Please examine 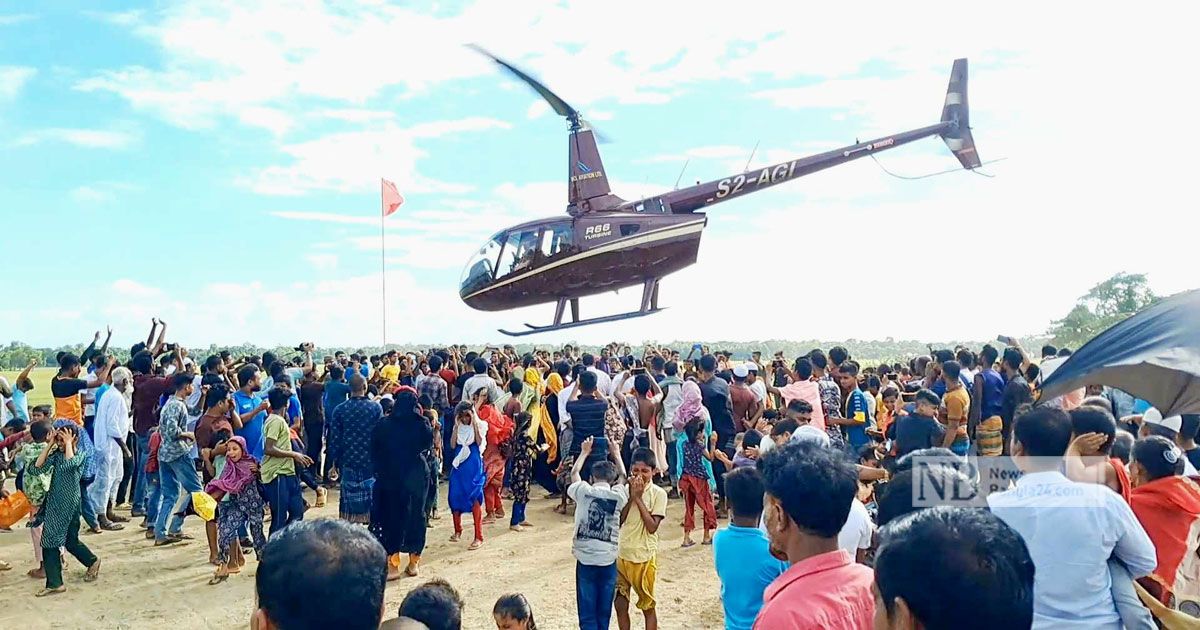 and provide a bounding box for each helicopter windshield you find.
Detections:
[460,233,503,296]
